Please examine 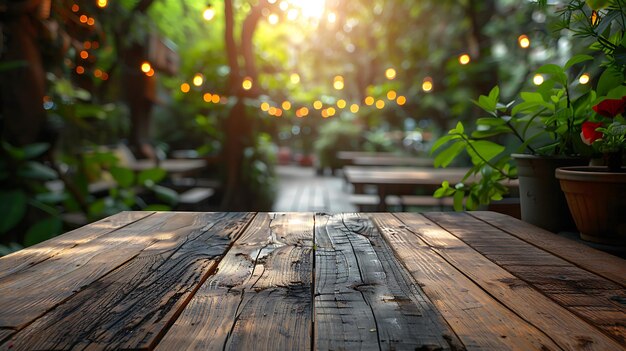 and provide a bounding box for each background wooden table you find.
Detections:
[0,211,624,350]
